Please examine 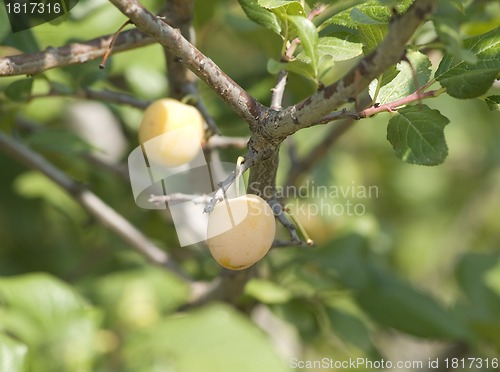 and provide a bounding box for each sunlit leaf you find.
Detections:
[93,268,190,328]
[357,23,387,53]
[0,274,99,372]
[0,334,28,372]
[317,36,363,62]
[245,278,293,304]
[369,50,431,104]
[289,16,319,77]
[0,273,89,322]
[319,0,413,29]
[123,304,289,372]
[350,7,387,24]
[258,0,305,39]
[237,0,281,35]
